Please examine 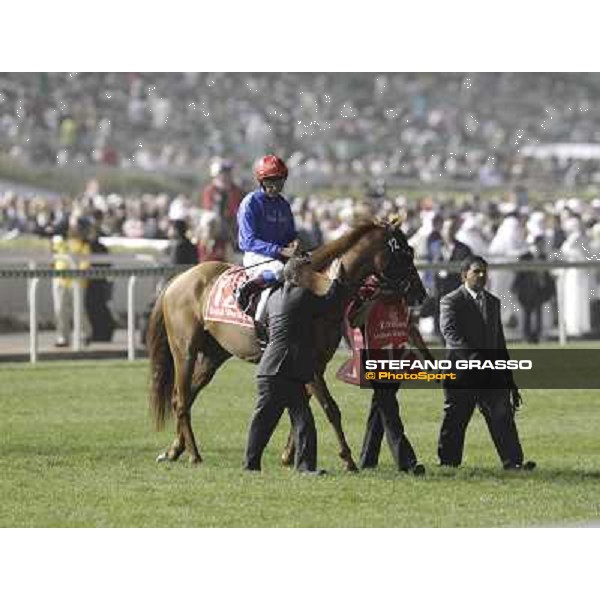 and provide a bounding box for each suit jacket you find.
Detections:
[257,279,344,382]
[169,238,198,265]
[439,284,514,388]
[430,240,472,297]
